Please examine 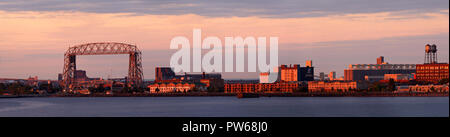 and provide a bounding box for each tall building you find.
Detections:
[329,71,336,80]
[306,60,313,67]
[300,66,314,81]
[344,57,416,81]
[280,64,301,82]
[279,61,314,82]
[377,56,385,64]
